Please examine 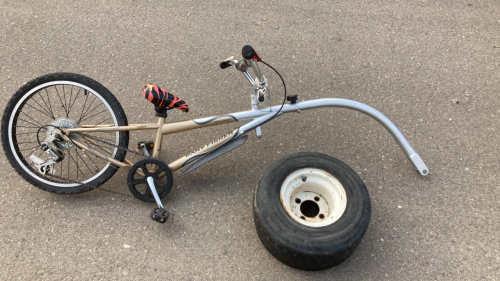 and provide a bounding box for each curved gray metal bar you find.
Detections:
[234,98,428,176]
